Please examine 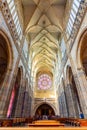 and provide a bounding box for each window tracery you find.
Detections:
[38,74,52,90]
